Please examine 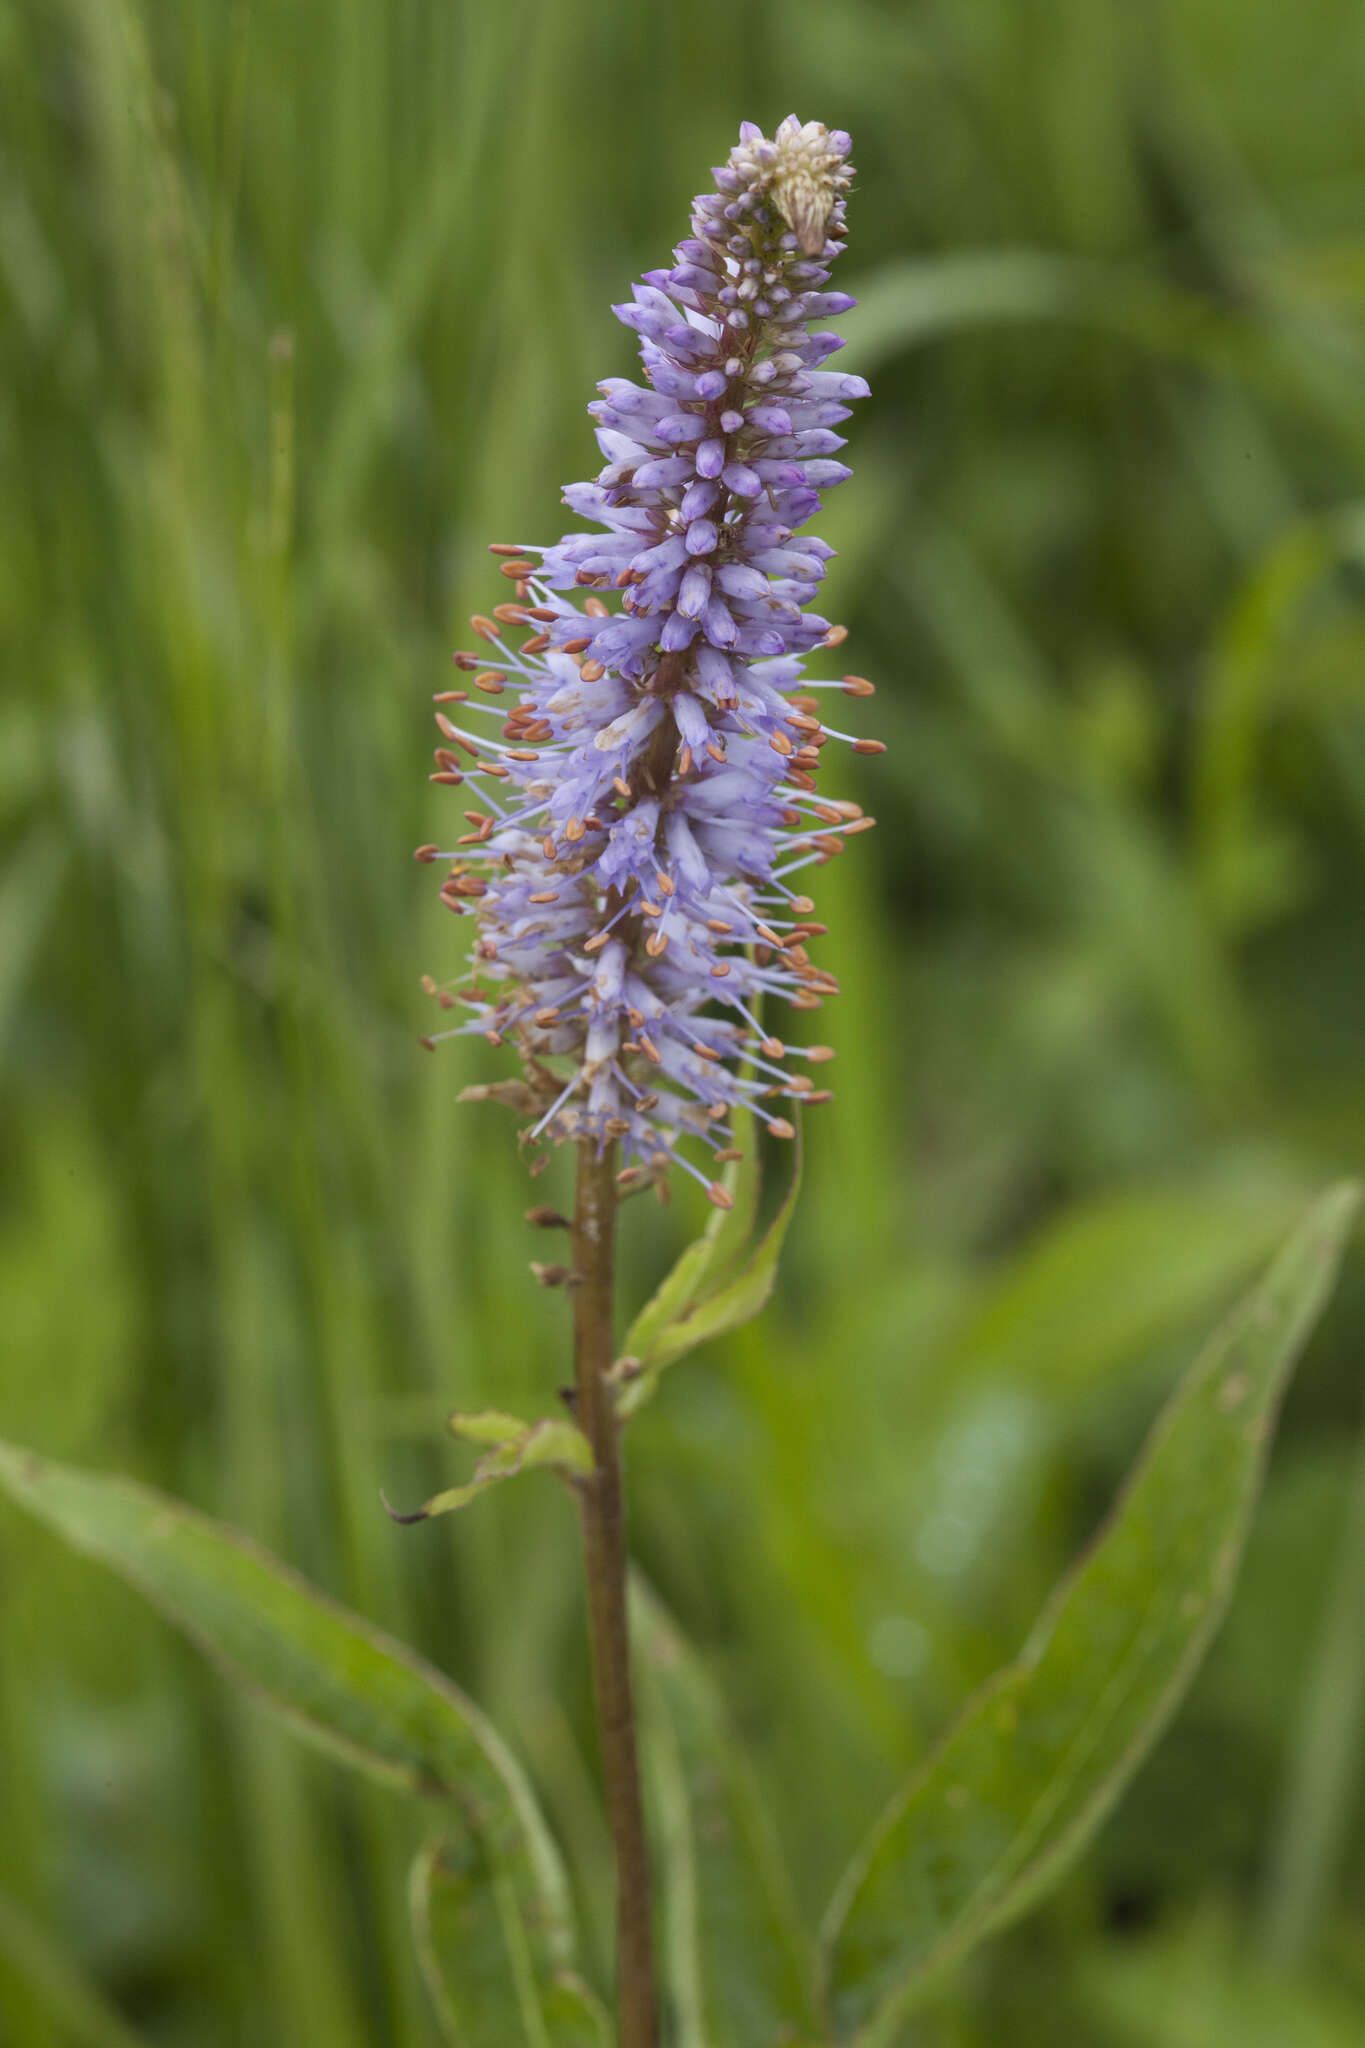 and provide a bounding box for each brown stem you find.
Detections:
[571,1139,657,2046]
